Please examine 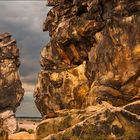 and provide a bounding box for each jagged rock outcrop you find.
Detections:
[35,0,104,117]
[86,0,140,106]
[0,33,24,134]
[34,0,140,139]
[35,0,140,116]
[36,101,140,140]
[35,62,89,117]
